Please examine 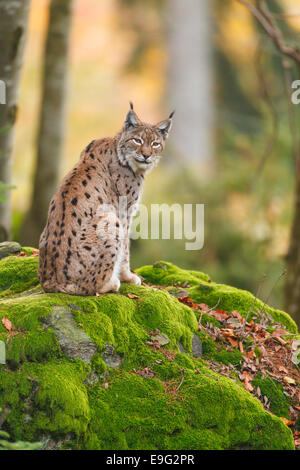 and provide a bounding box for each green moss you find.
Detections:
[196,331,243,367]
[138,261,297,333]
[0,256,39,298]
[91,354,107,375]
[0,255,296,449]
[252,375,290,419]
[5,329,61,368]
[137,261,210,286]
[81,369,293,450]
[0,359,90,440]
